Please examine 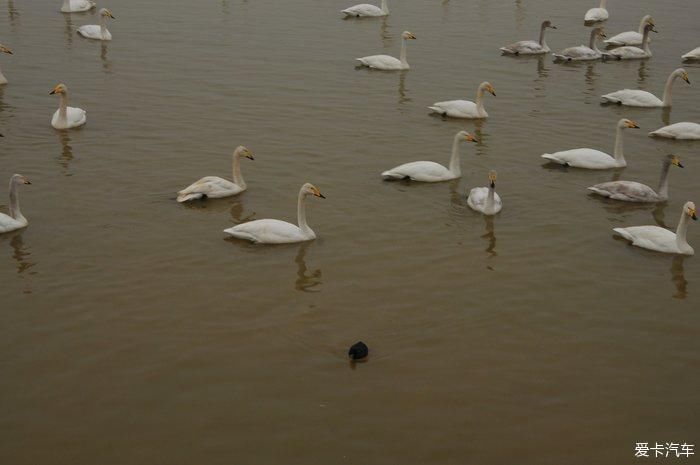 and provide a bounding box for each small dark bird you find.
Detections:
[348,341,369,361]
